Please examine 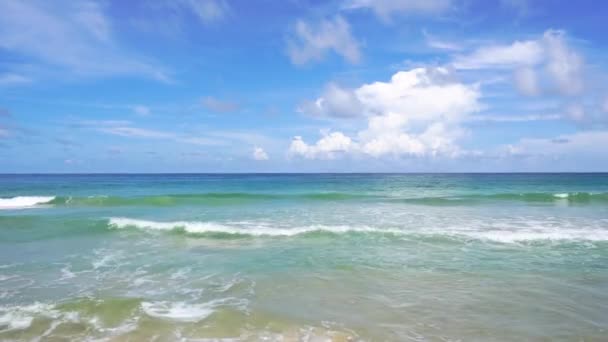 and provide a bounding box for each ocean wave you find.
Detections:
[10,191,603,209]
[108,217,398,237]
[141,297,246,323]
[0,196,56,210]
[0,299,138,337]
[395,192,608,205]
[107,217,608,243]
[46,192,376,207]
[484,192,608,202]
[0,303,59,332]
[140,301,215,322]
